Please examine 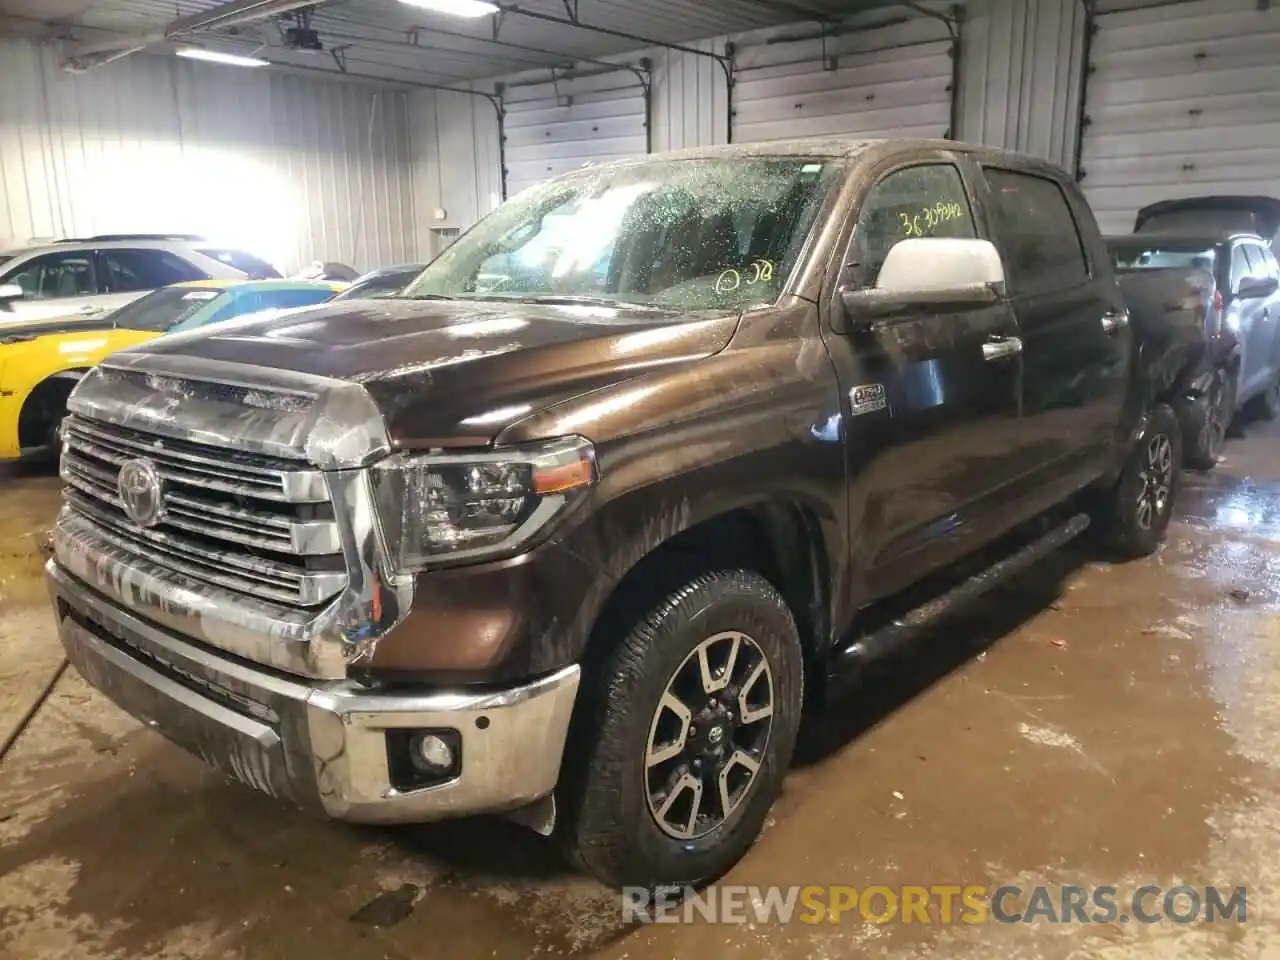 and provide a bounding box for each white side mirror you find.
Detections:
[0,283,23,302]
[876,237,1005,295]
